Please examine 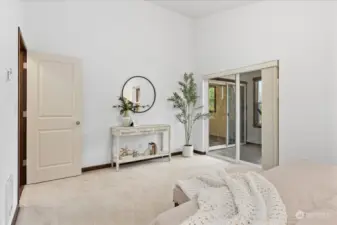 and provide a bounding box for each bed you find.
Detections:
[150,161,337,225]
